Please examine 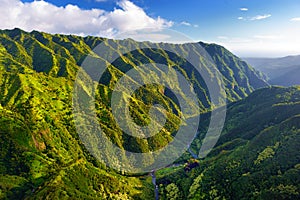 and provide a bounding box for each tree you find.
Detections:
[165,183,182,200]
